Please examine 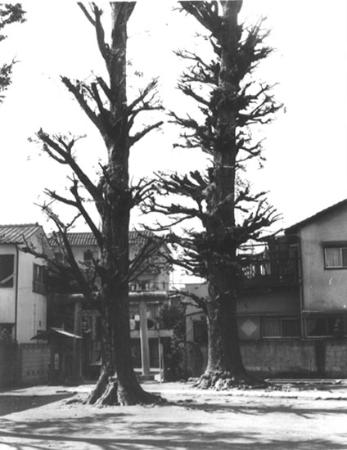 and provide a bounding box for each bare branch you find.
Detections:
[37,130,103,206]
[129,121,163,146]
